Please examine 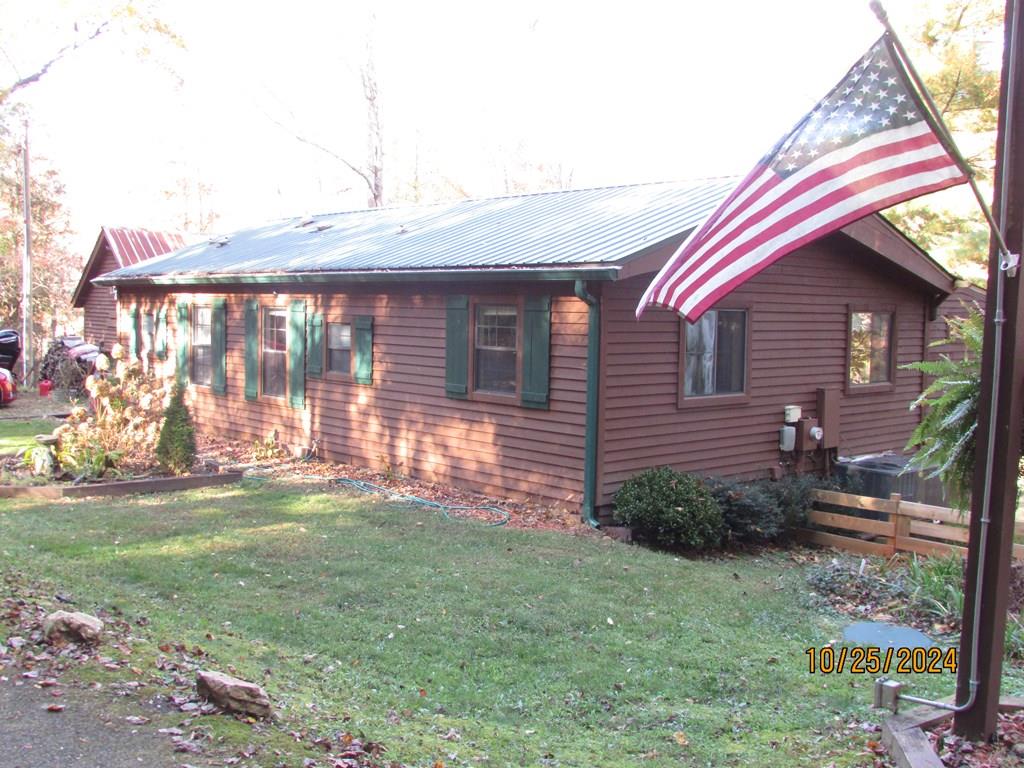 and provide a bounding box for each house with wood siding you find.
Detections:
[92,180,960,522]
[72,227,186,349]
